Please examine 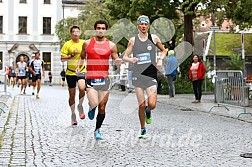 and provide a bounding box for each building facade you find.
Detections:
[0,0,86,84]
